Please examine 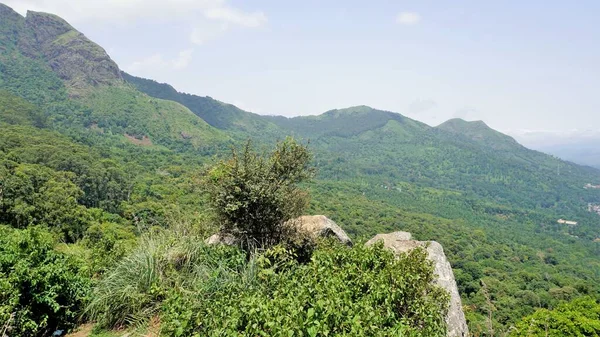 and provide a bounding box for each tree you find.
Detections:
[206,137,314,249]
